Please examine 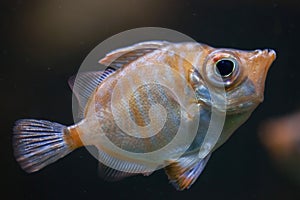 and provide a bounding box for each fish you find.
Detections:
[259,112,300,186]
[13,41,276,190]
